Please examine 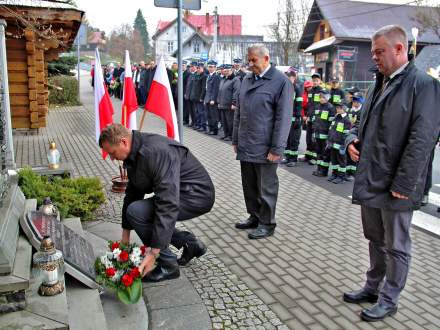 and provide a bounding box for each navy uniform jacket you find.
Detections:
[122,131,215,249]
[232,65,293,163]
[204,73,221,104]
